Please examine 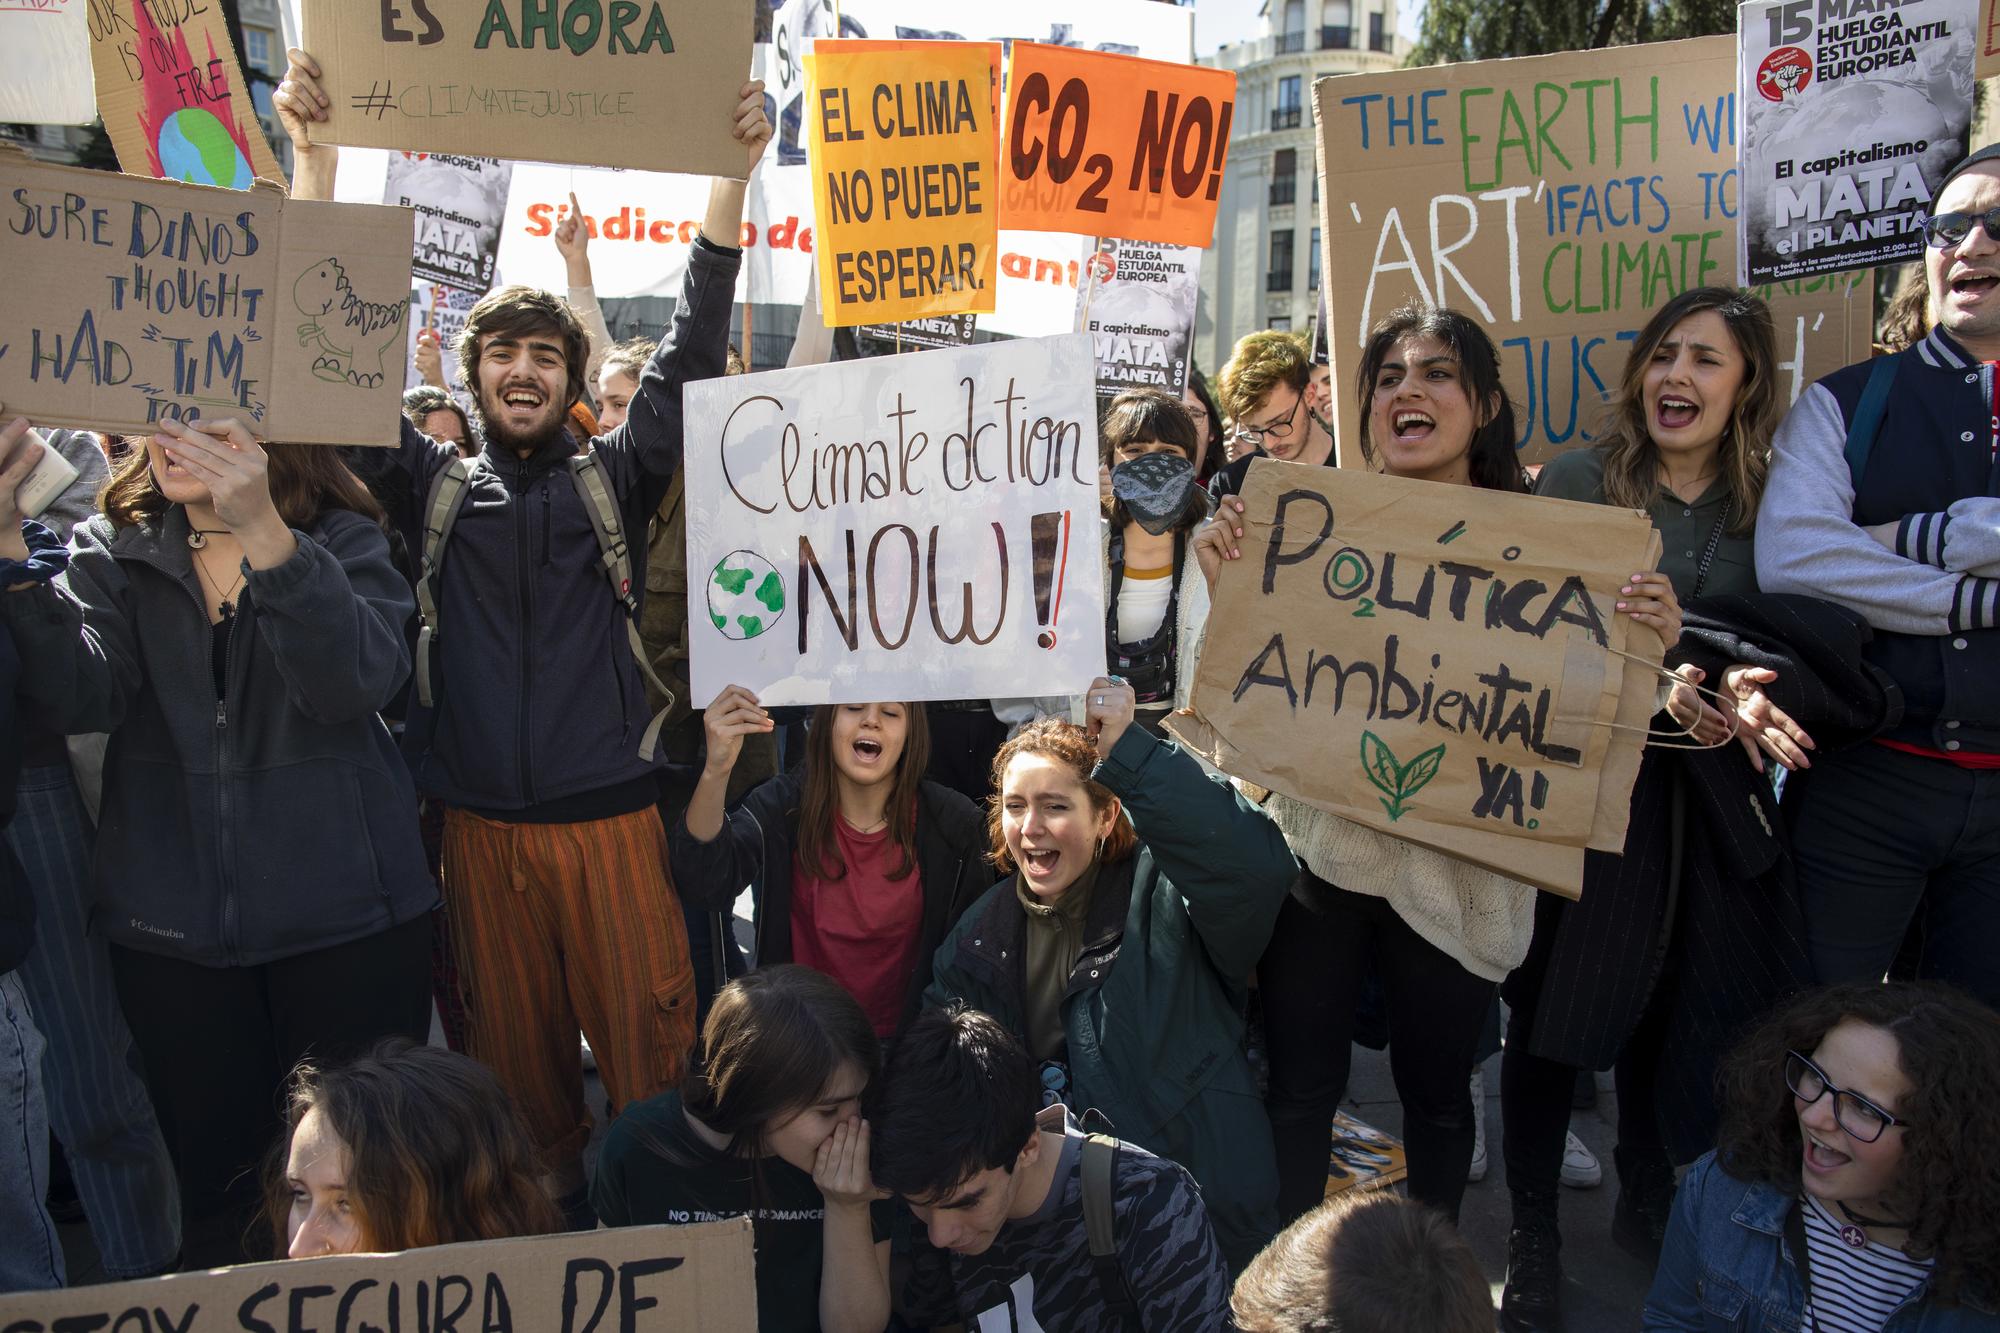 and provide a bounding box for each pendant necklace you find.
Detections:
[187,528,229,550]
[192,545,247,620]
